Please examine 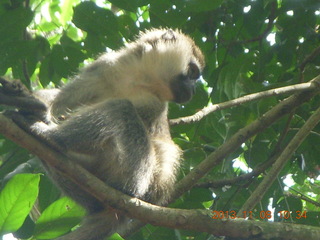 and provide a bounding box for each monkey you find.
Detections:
[6,28,205,240]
